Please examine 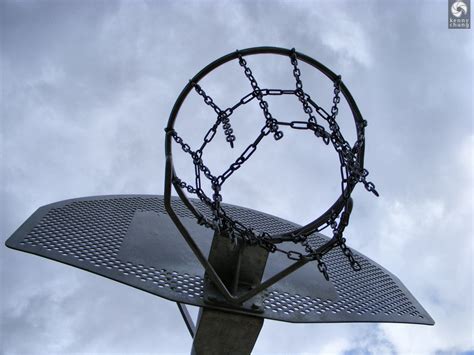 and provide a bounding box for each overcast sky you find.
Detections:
[1,0,473,354]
